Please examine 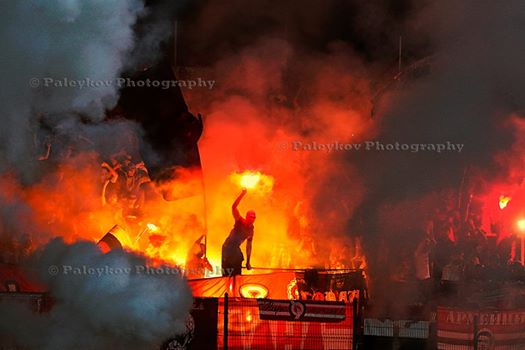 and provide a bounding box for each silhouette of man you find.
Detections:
[222,189,255,276]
